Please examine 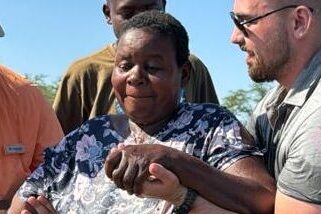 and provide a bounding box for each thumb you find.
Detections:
[148,163,177,185]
